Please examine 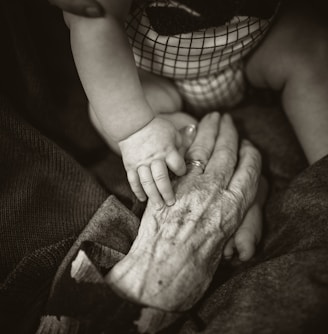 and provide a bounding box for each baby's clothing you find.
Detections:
[126,0,280,111]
